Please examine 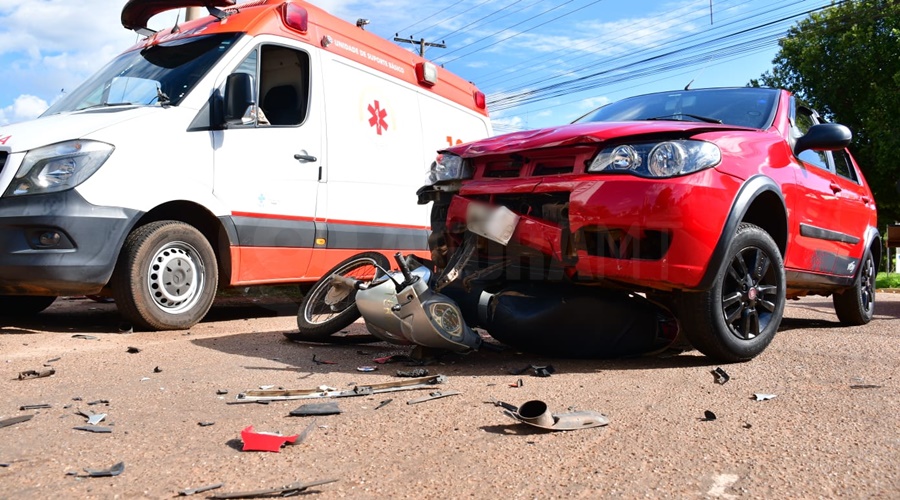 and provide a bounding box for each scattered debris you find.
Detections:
[209,479,337,499]
[711,367,730,385]
[375,399,393,410]
[238,374,448,402]
[198,422,215,427]
[240,426,298,452]
[258,385,275,390]
[19,404,51,410]
[216,389,229,395]
[289,402,341,416]
[17,369,55,380]
[46,357,61,363]
[503,400,609,431]
[509,364,556,377]
[373,354,416,364]
[140,377,151,382]
[753,393,777,401]
[117,323,134,334]
[488,398,519,412]
[71,335,98,340]
[83,461,125,477]
[178,483,224,496]
[702,410,717,421]
[407,390,461,405]
[77,411,107,425]
[312,354,337,365]
[126,347,141,354]
[0,414,34,429]
[356,366,377,372]
[296,419,317,445]
[509,378,524,388]
[153,366,162,373]
[74,425,113,434]
[850,384,882,389]
[743,423,753,429]
[396,368,428,378]
[87,400,110,406]
[0,463,10,467]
